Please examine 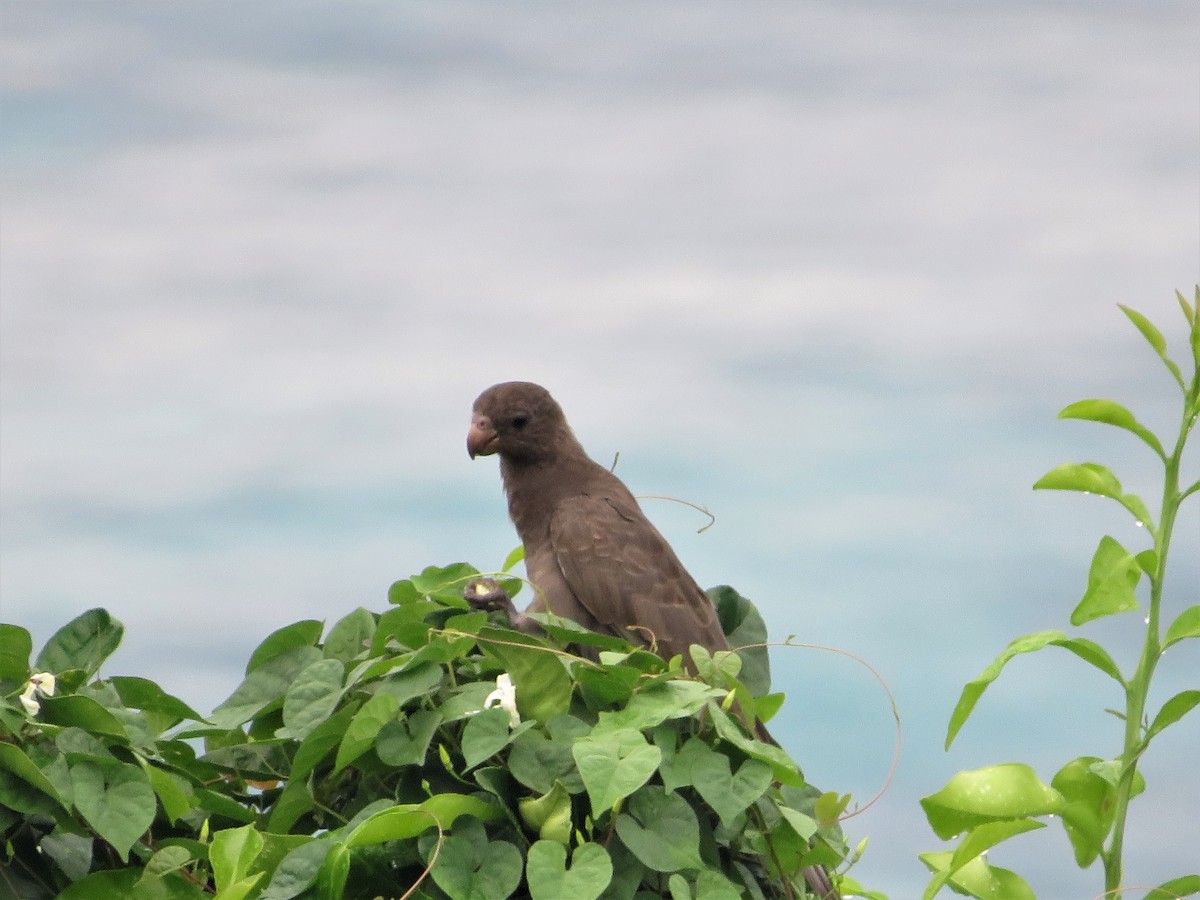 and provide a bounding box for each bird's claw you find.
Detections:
[463,577,511,611]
